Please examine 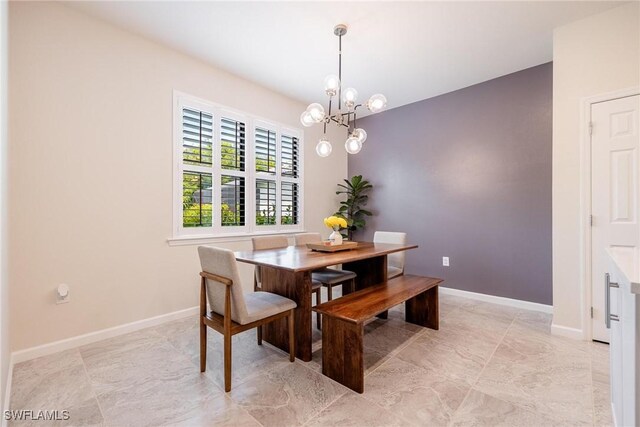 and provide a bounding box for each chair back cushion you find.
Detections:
[251,235,289,285]
[251,235,289,250]
[198,246,250,324]
[294,232,322,246]
[373,231,408,271]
